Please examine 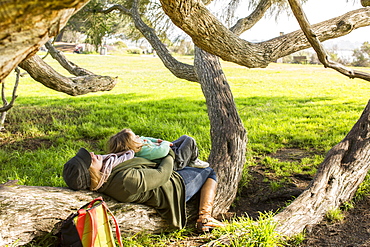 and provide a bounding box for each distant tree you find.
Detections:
[352,41,370,67]
[65,0,126,51]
